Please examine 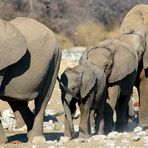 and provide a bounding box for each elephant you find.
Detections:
[79,32,145,134]
[0,17,61,143]
[59,62,107,139]
[119,4,148,129]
